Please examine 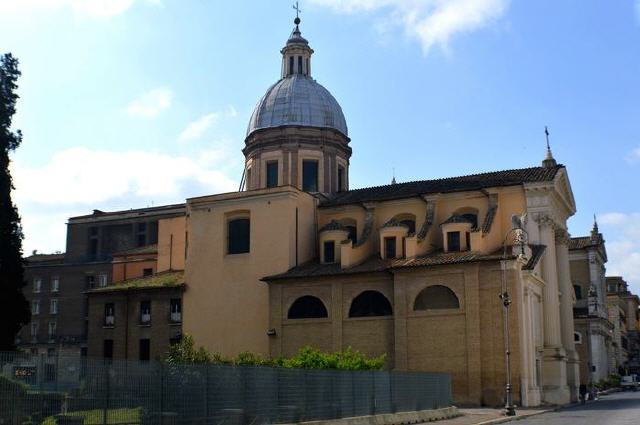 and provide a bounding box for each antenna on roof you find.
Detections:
[391,168,397,185]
